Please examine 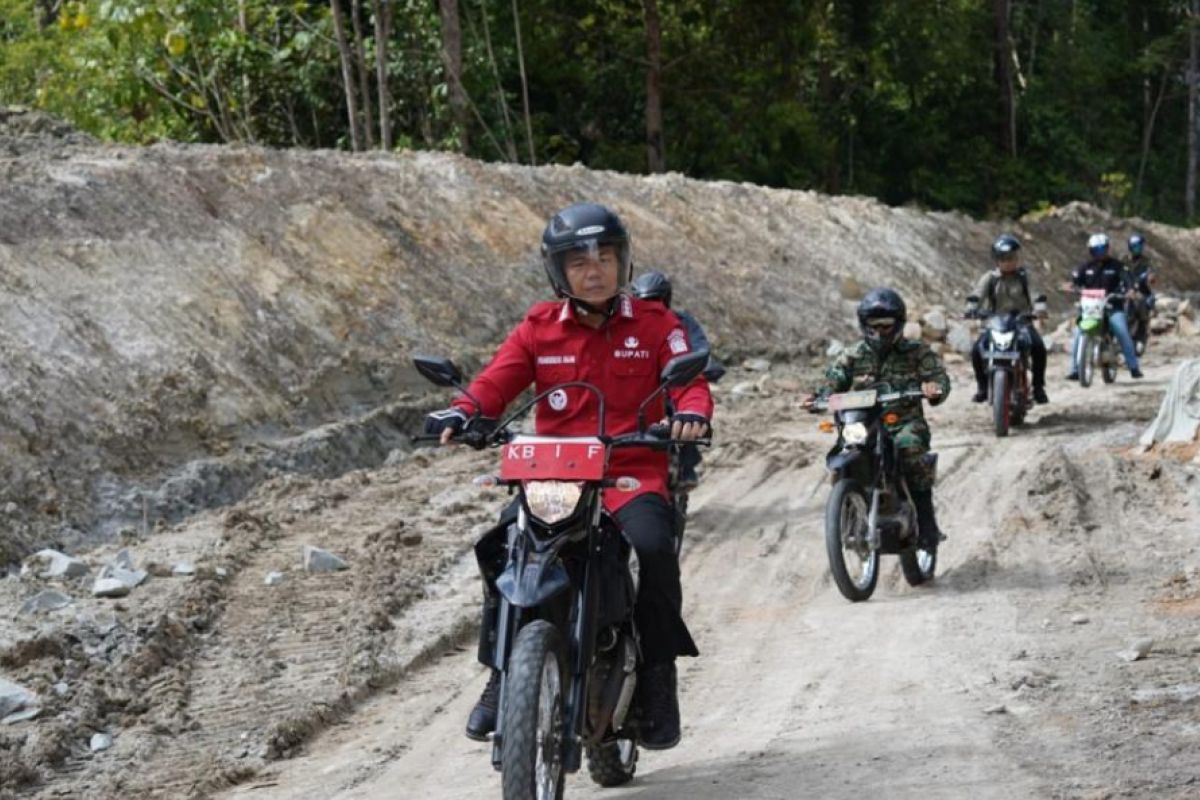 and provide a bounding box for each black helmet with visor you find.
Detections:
[540,203,632,307]
[857,287,908,354]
